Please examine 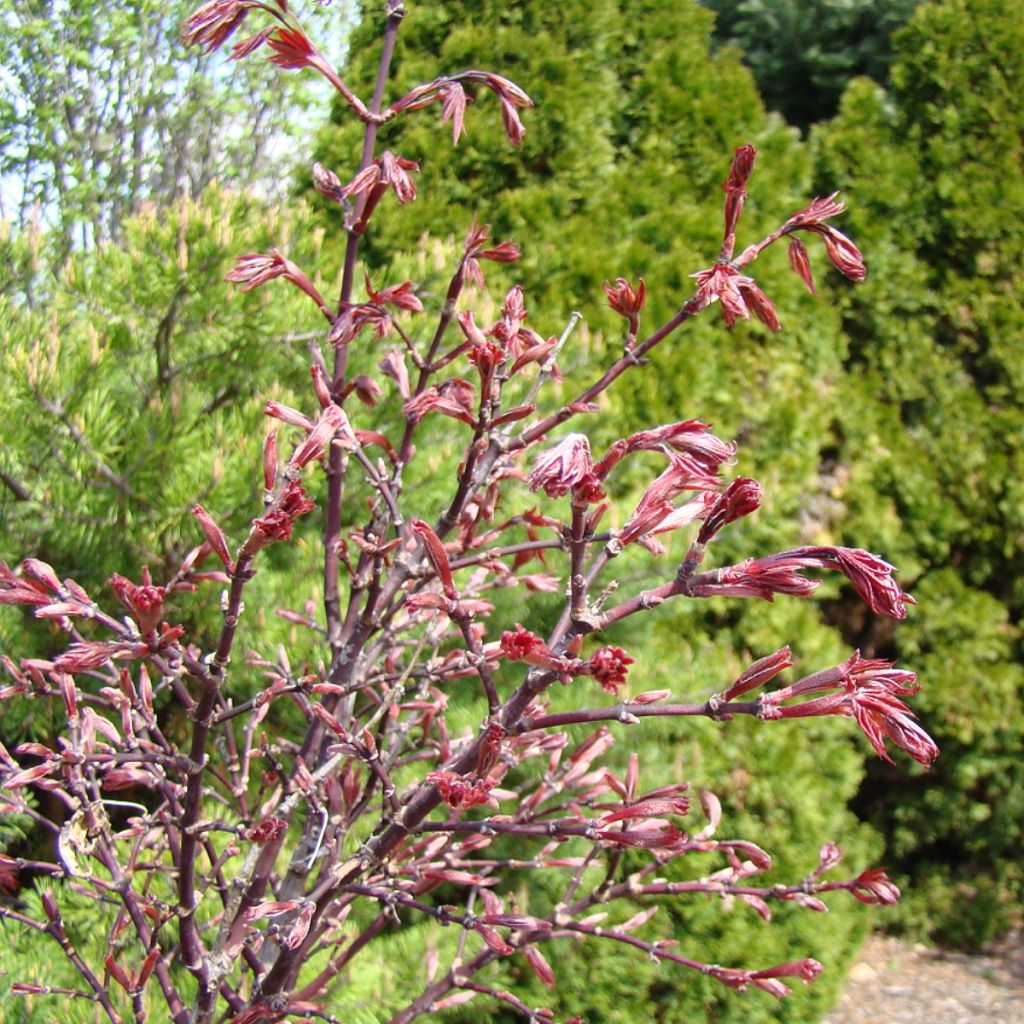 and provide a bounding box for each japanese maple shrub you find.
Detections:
[0,3,936,1022]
